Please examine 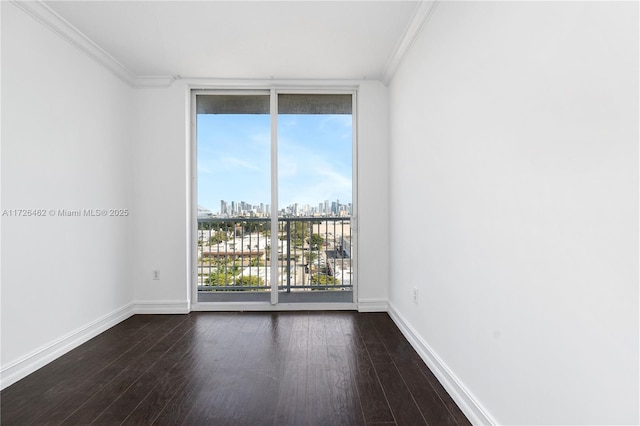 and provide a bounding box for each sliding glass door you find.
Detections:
[276,94,353,303]
[194,90,355,305]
